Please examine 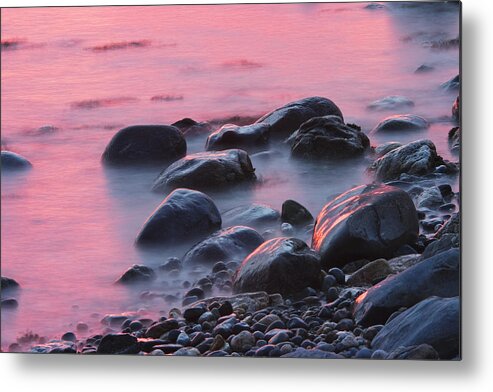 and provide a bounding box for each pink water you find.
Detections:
[1,2,459,350]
